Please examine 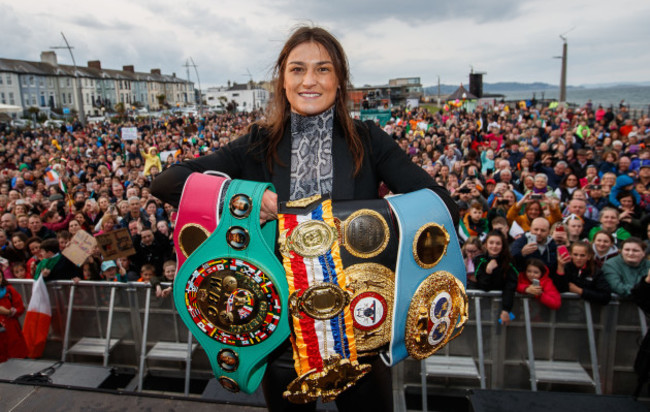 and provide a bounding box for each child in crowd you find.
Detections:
[516,258,561,310]
[138,264,156,283]
[100,260,126,282]
[474,231,519,325]
[117,256,139,282]
[156,260,176,298]
[458,201,488,243]
[461,237,483,288]
[10,262,27,279]
[555,241,611,305]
